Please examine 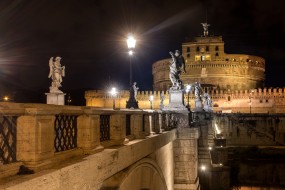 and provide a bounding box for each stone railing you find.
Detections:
[0,102,177,179]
